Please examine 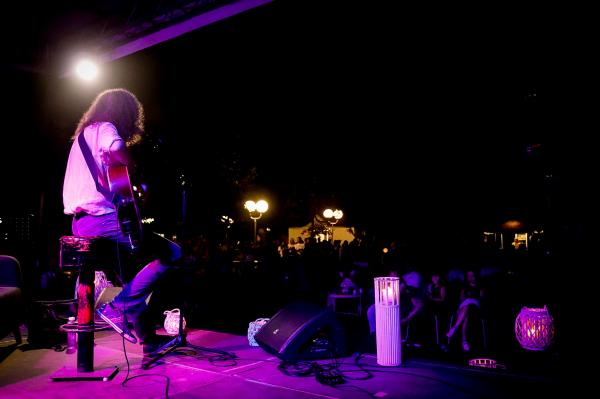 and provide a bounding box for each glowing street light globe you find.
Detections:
[322,208,343,242]
[256,200,269,213]
[323,208,343,221]
[245,199,268,243]
[245,200,257,212]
